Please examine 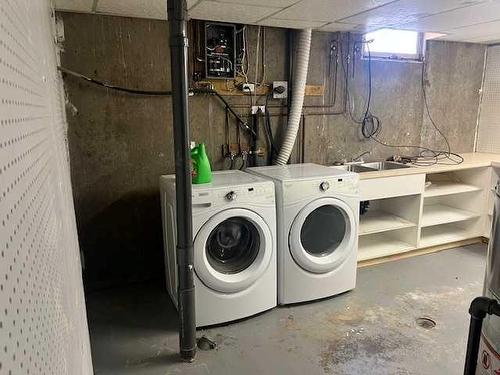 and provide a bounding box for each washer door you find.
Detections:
[289,197,356,274]
[194,208,273,293]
